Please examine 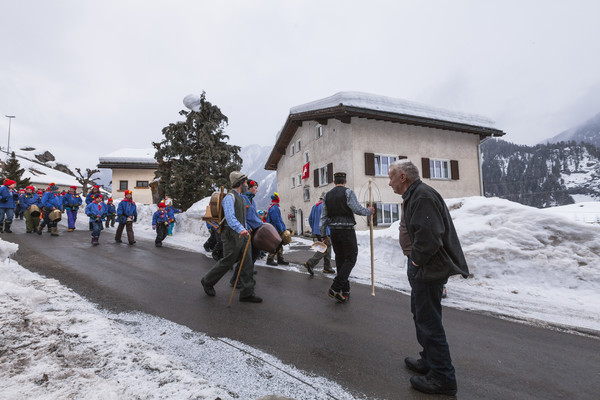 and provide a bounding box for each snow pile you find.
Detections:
[0,241,232,399]
[347,196,600,332]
